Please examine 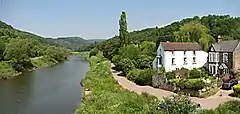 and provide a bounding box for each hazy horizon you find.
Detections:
[0,0,239,39]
